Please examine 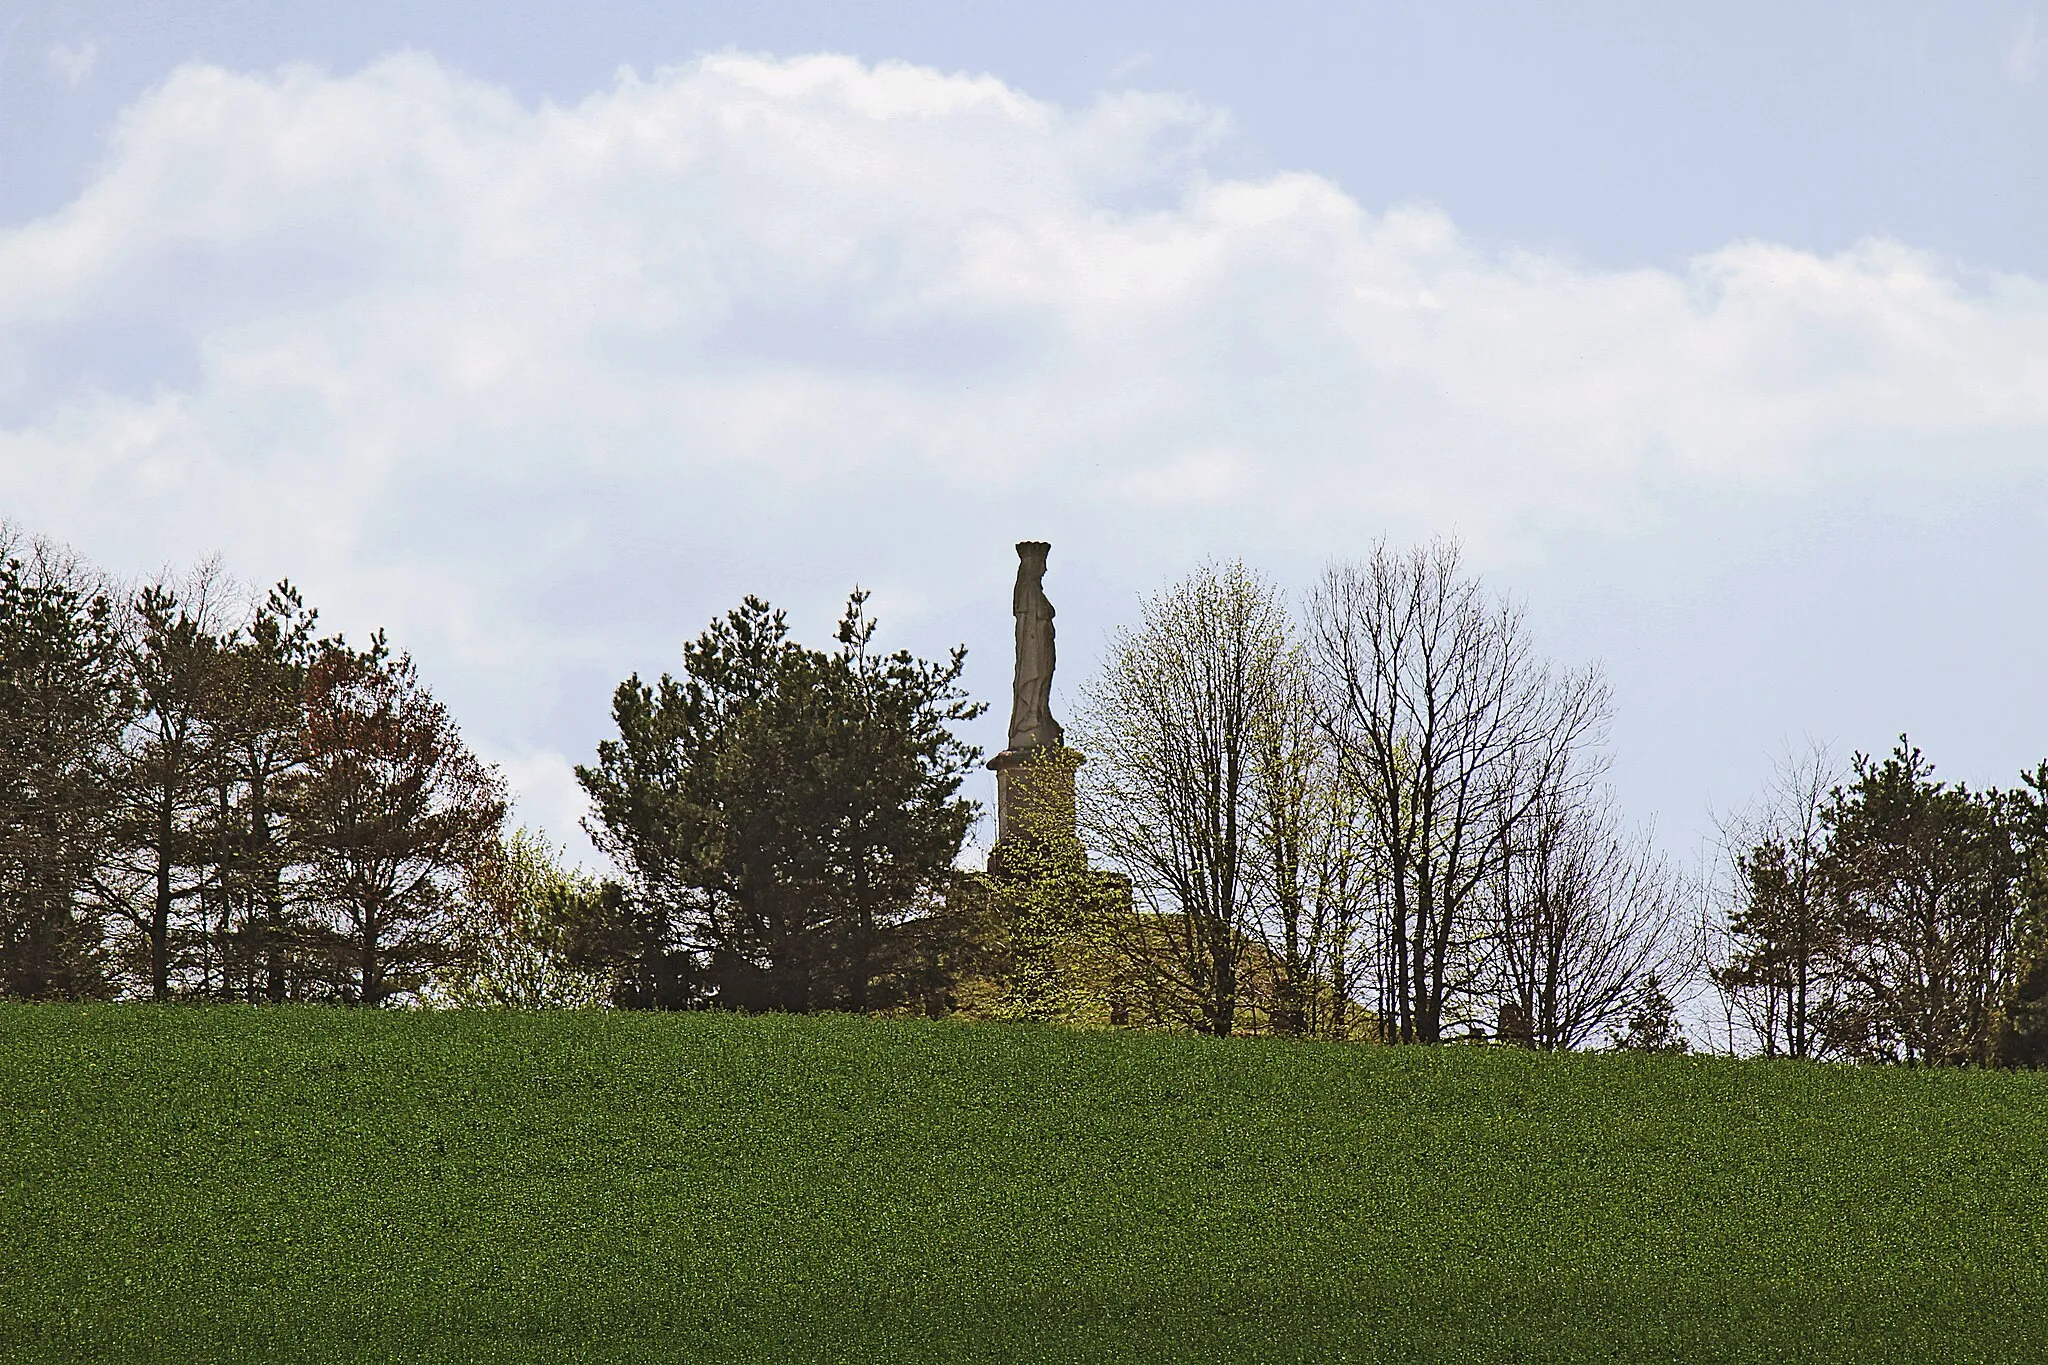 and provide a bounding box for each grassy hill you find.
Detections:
[3,1005,2045,1363]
